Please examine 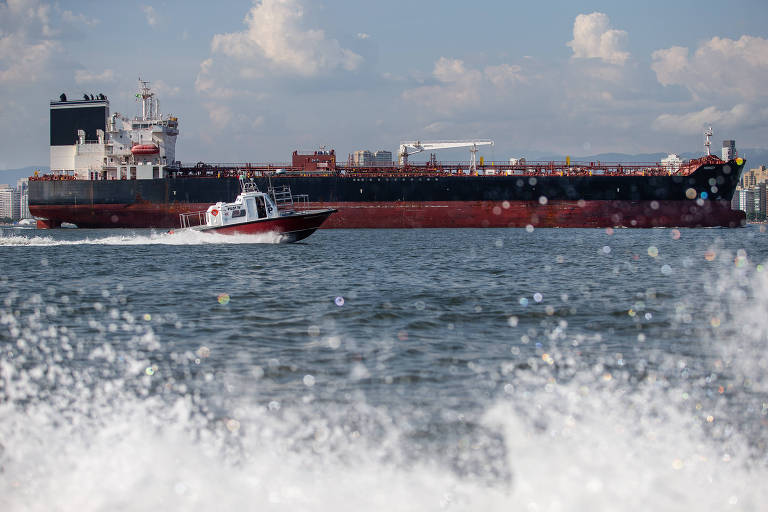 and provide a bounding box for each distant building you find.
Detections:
[732,185,766,220]
[722,140,736,161]
[735,166,768,219]
[741,165,768,188]
[353,150,374,166]
[374,150,393,166]
[353,149,393,166]
[0,184,20,220]
[17,178,30,219]
[734,188,756,217]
